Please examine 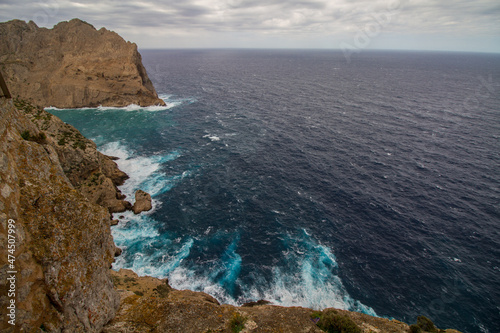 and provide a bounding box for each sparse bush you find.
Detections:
[32,132,46,144]
[410,324,422,333]
[72,140,86,150]
[316,310,361,333]
[228,312,247,333]
[21,130,47,144]
[416,316,437,332]
[21,130,31,140]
